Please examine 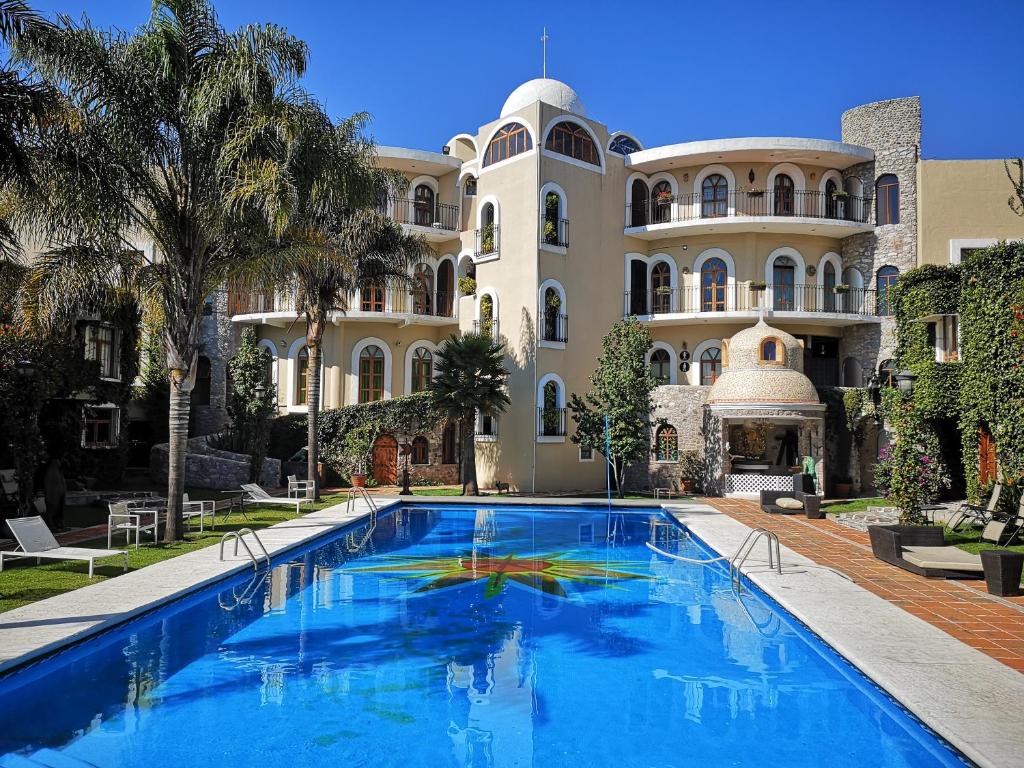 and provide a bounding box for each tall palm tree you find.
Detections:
[9,0,312,540]
[430,333,509,495]
[234,111,427,499]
